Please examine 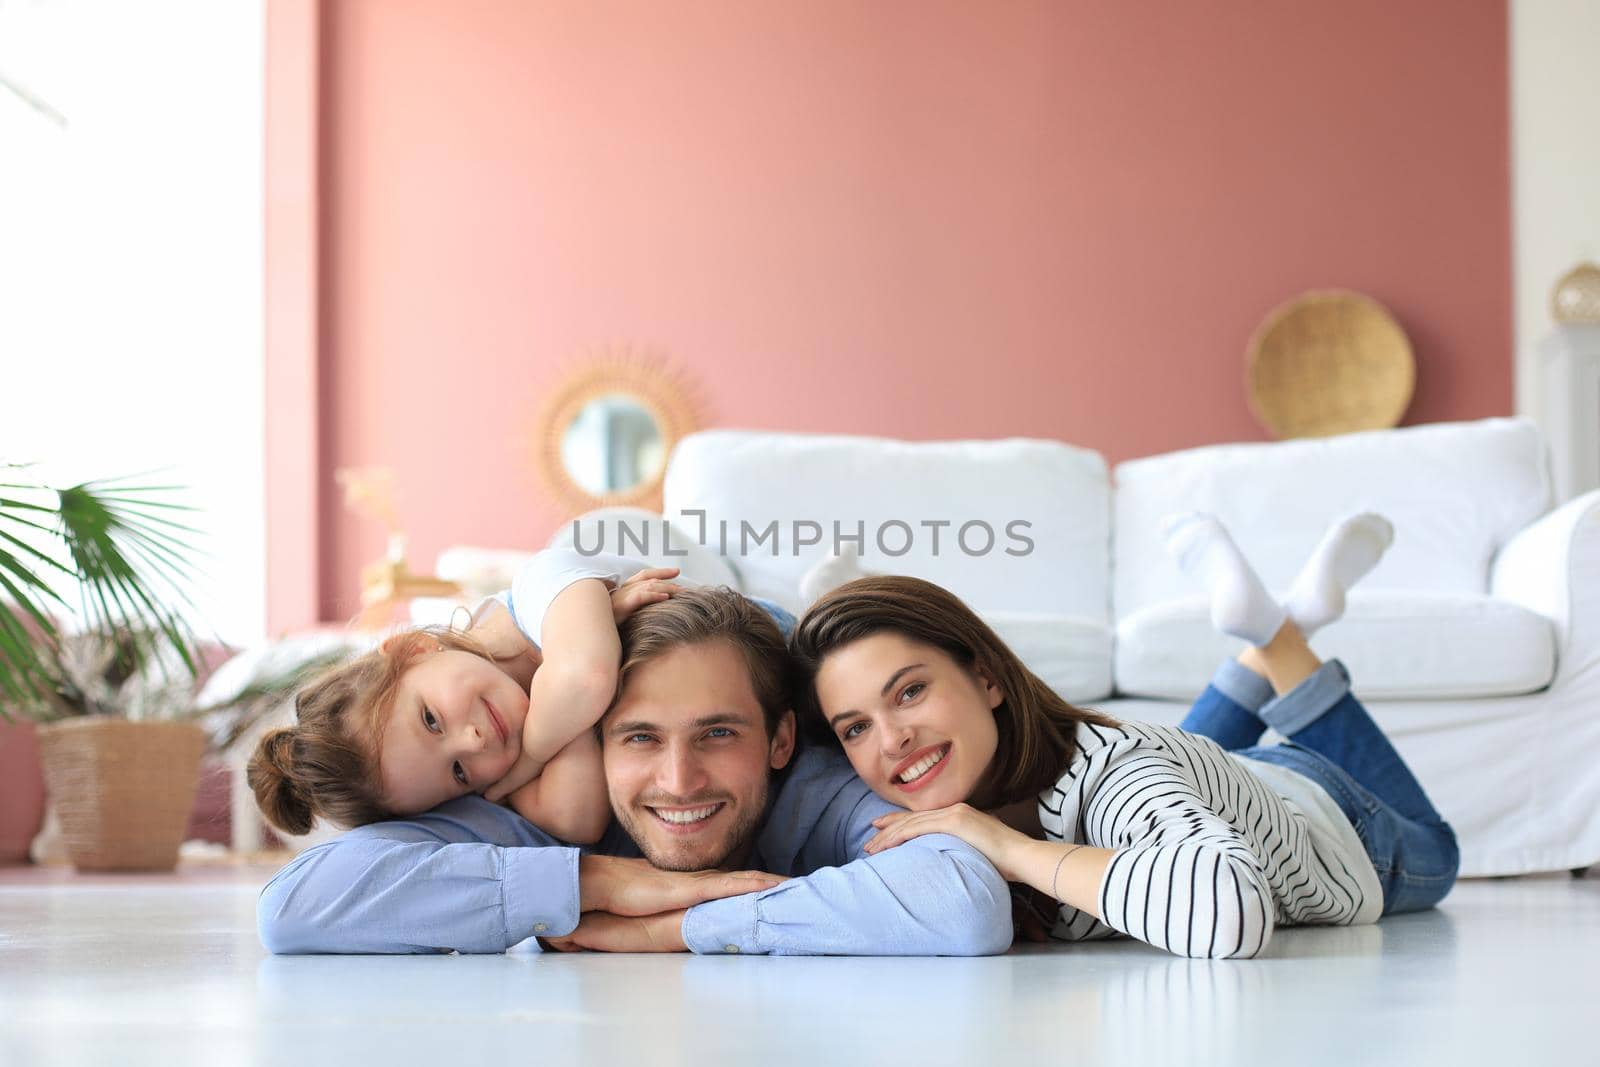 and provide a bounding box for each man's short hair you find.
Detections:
[614,586,796,736]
